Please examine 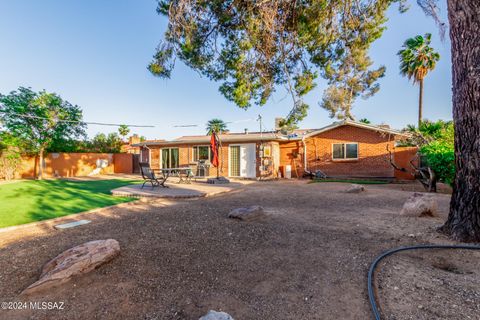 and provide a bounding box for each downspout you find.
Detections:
[142,144,151,164]
[302,136,310,175]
